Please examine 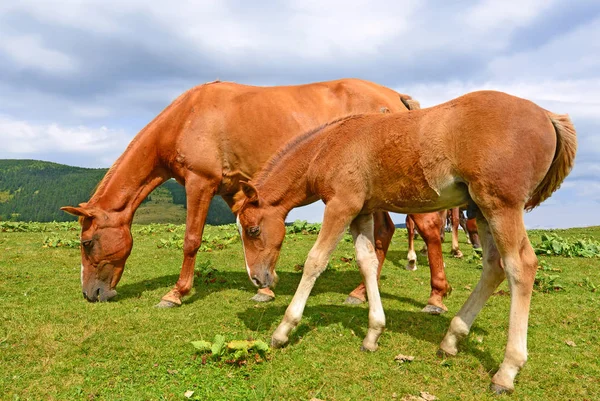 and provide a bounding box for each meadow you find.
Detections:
[1,222,599,400]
